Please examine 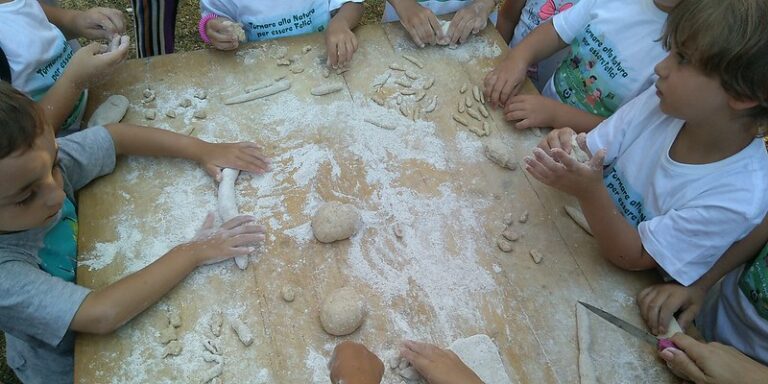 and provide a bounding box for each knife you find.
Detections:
[578,301,677,351]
